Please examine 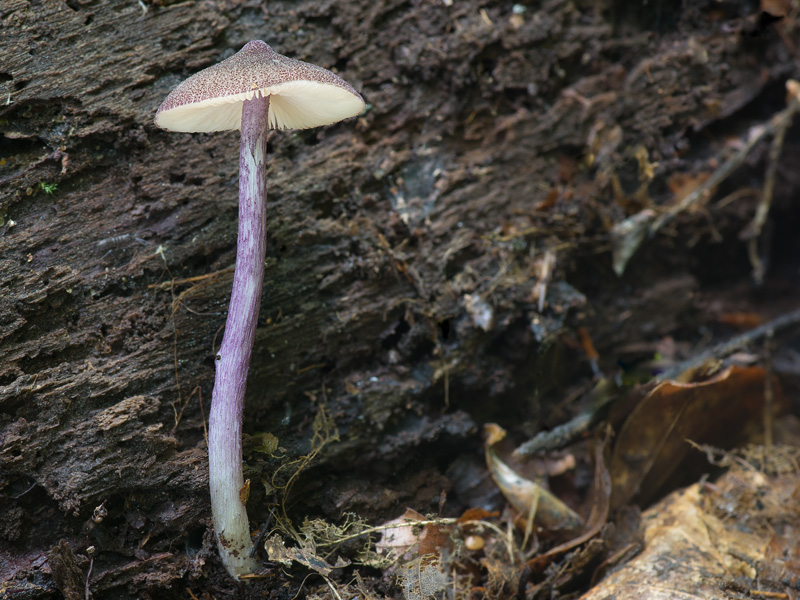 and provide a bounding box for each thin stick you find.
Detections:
[146,266,235,289]
[250,508,276,559]
[612,84,800,275]
[199,386,209,449]
[172,385,200,434]
[763,331,775,448]
[648,94,797,236]
[657,306,800,382]
[747,92,795,283]
[84,548,95,600]
[155,249,187,429]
